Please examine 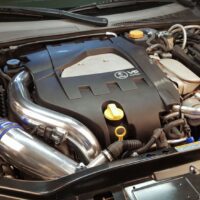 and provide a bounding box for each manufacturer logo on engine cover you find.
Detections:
[114,71,129,79]
[114,70,140,79]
